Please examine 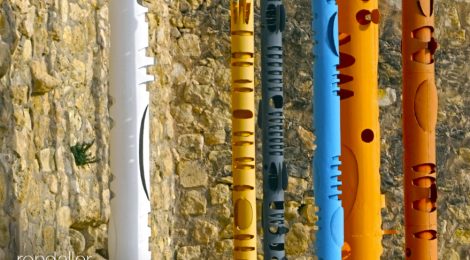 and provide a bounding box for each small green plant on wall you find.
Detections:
[71,140,99,166]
